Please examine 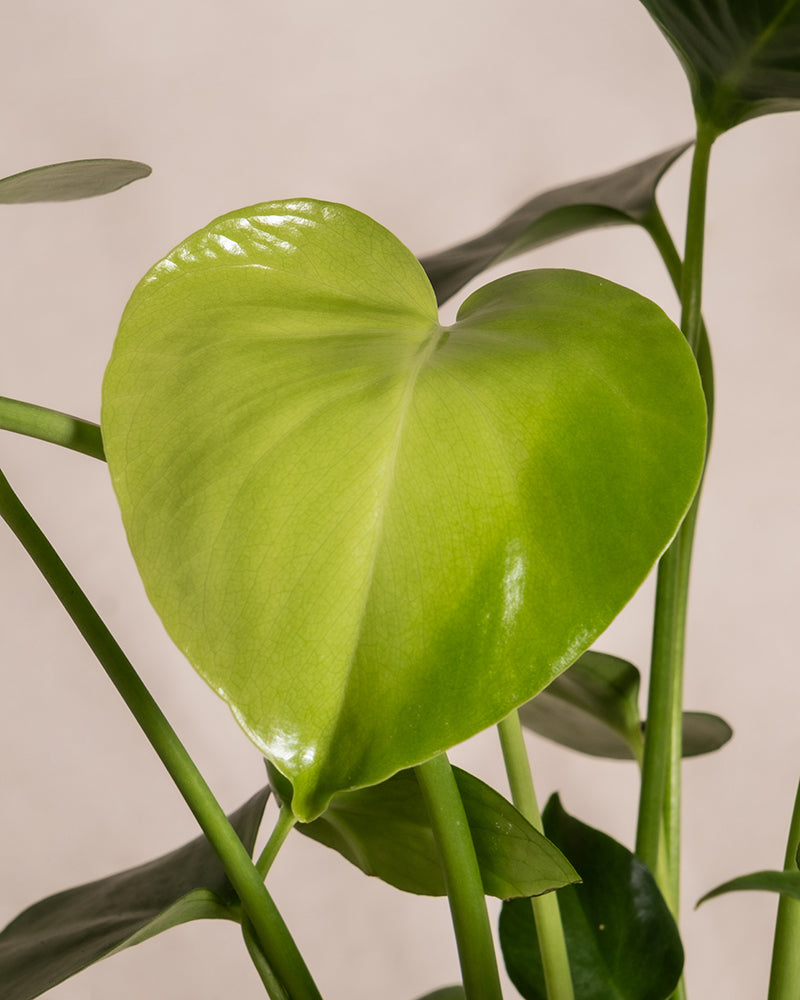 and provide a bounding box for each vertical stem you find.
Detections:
[635,121,717,904]
[0,468,322,1000]
[767,777,800,1000]
[497,712,574,1000]
[415,753,504,1000]
[256,804,297,877]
